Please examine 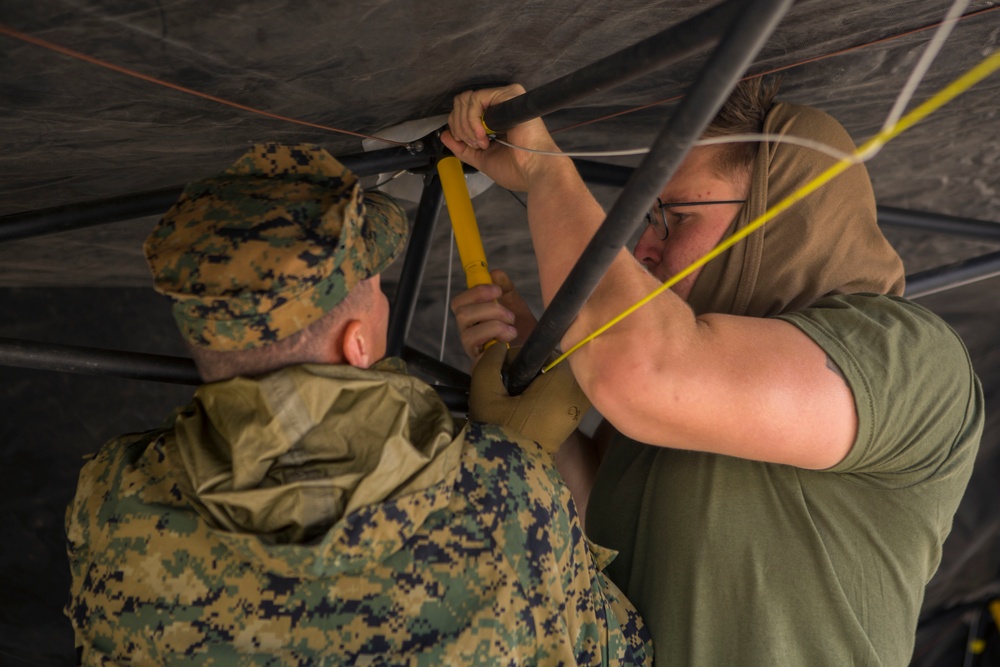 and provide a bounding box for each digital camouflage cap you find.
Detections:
[144,143,408,351]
